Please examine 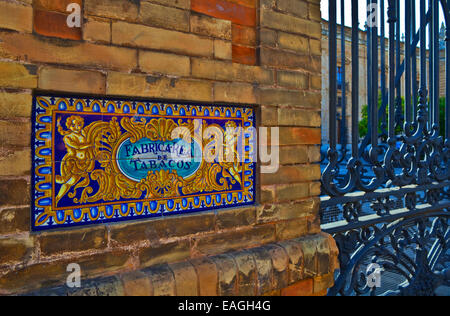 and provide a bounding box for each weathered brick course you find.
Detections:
[170,261,198,296]
[139,240,191,268]
[191,0,256,27]
[192,224,276,256]
[0,207,30,235]
[14,234,337,296]
[34,0,82,13]
[214,39,233,60]
[112,21,214,57]
[38,67,106,94]
[232,250,257,295]
[0,1,33,33]
[121,271,153,296]
[0,62,38,89]
[38,227,108,256]
[85,0,139,21]
[0,178,30,206]
[190,13,232,39]
[214,82,257,103]
[33,9,82,40]
[139,51,191,76]
[0,237,34,265]
[107,72,214,101]
[0,32,137,72]
[83,18,111,43]
[146,264,176,296]
[140,2,190,32]
[211,254,238,296]
[252,246,273,295]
